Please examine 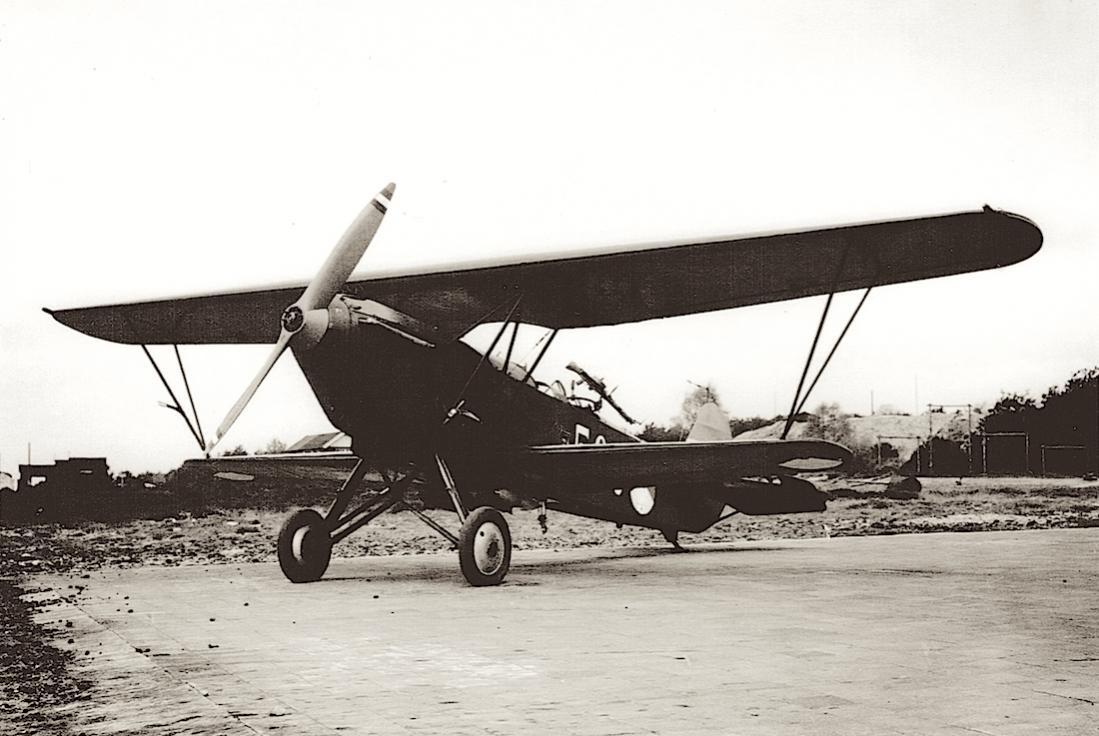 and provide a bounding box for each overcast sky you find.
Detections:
[1,1,1096,474]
